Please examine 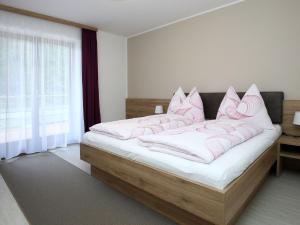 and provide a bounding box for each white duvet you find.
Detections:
[90,114,193,140]
[82,125,281,189]
[139,120,263,163]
